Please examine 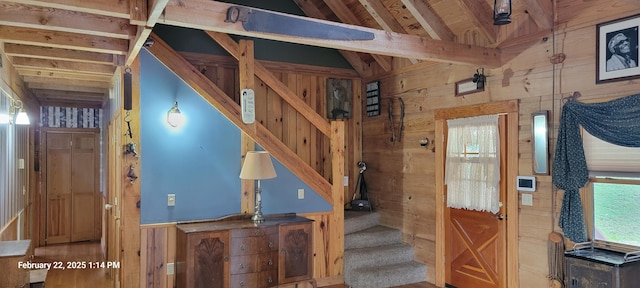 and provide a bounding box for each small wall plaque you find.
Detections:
[365,80,381,117]
[455,78,484,96]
